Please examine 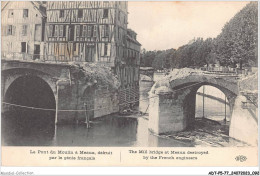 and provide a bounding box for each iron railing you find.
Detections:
[200,66,251,76]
